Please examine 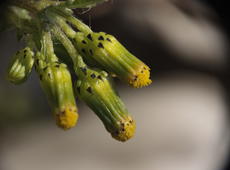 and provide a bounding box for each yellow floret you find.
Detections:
[111,116,136,142]
[55,106,79,130]
[129,65,152,88]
